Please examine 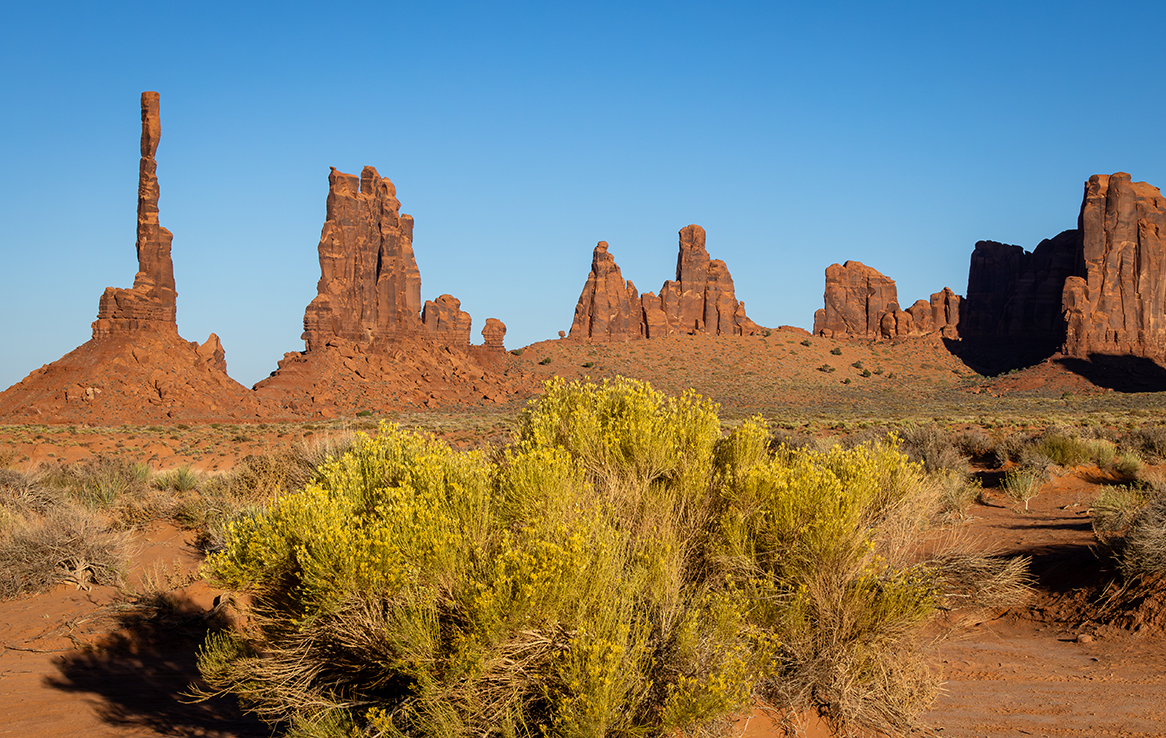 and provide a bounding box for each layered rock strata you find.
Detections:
[92,92,178,337]
[1062,173,1166,359]
[481,318,507,350]
[813,261,959,340]
[568,224,763,341]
